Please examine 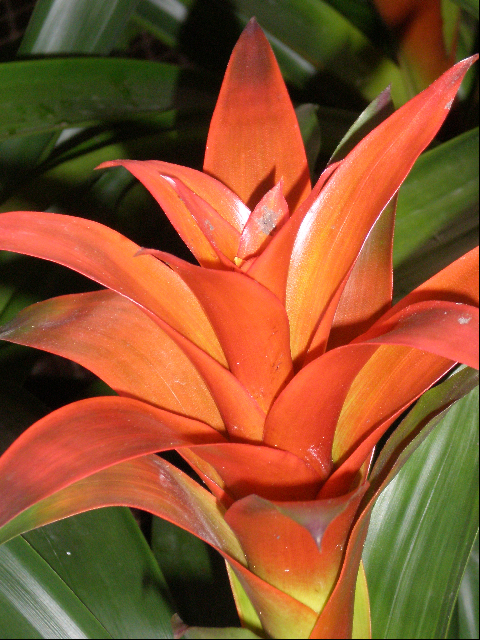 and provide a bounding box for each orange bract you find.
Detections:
[0,19,477,640]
